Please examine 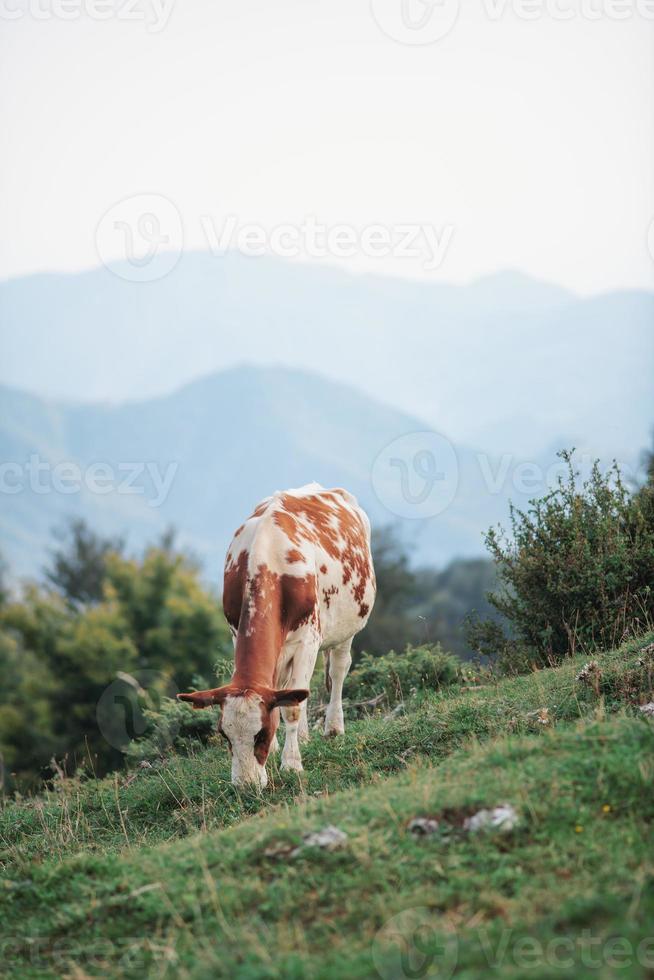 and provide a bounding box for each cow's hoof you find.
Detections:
[324,725,345,737]
[281,757,303,772]
[324,711,344,736]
